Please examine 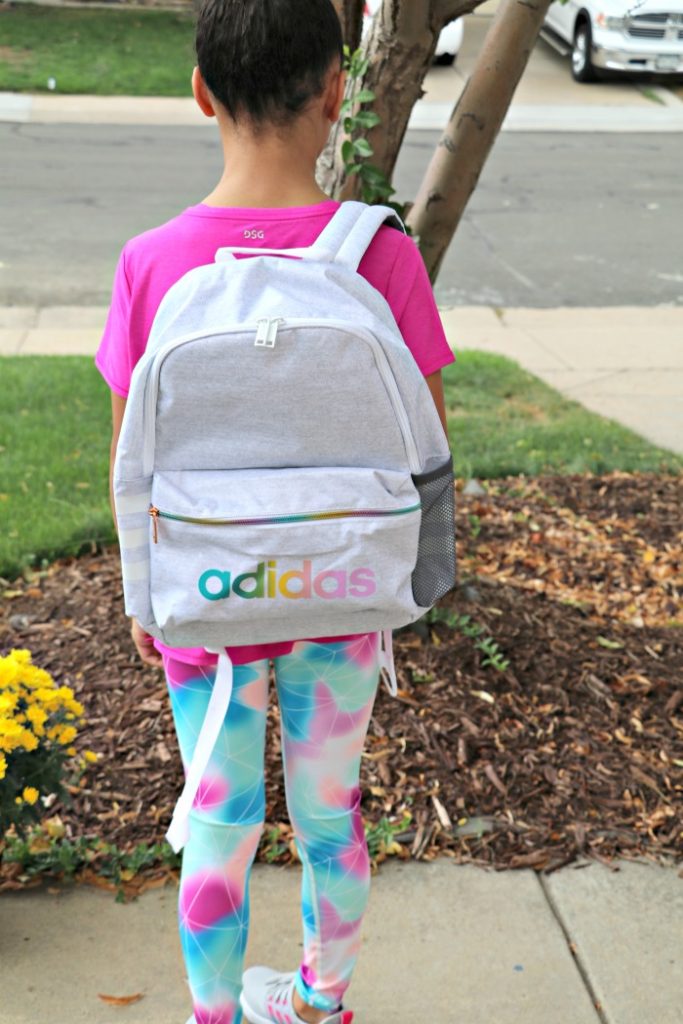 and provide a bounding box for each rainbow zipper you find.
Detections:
[148,502,420,544]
